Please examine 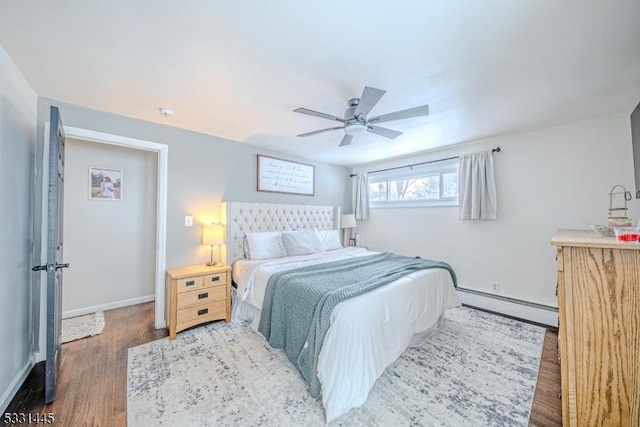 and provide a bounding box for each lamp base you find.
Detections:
[206,245,218,267]
[342,229,350,247]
